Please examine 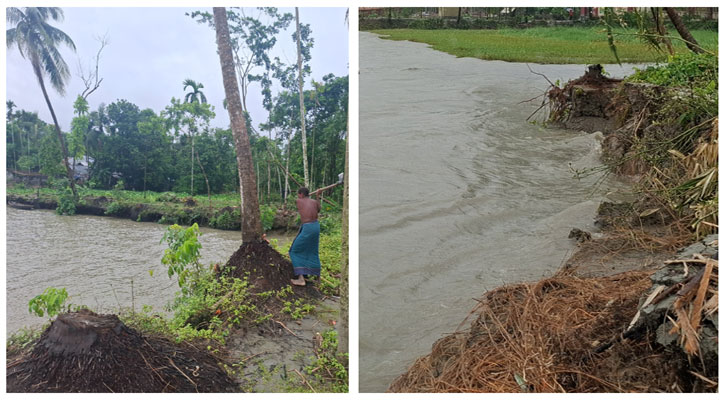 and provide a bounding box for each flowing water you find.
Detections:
[5,208,293,334]
[359,32,635,392]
